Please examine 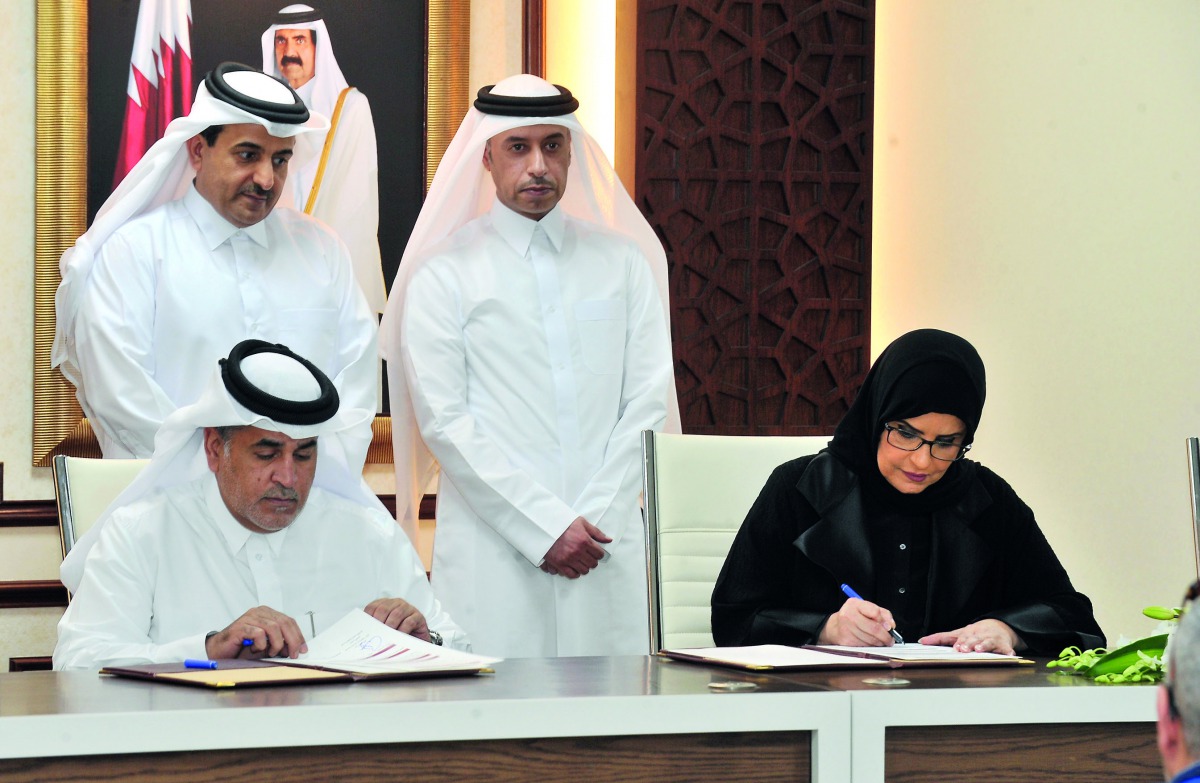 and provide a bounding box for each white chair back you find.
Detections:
[52,455,150,560]
[641,431,828,651]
